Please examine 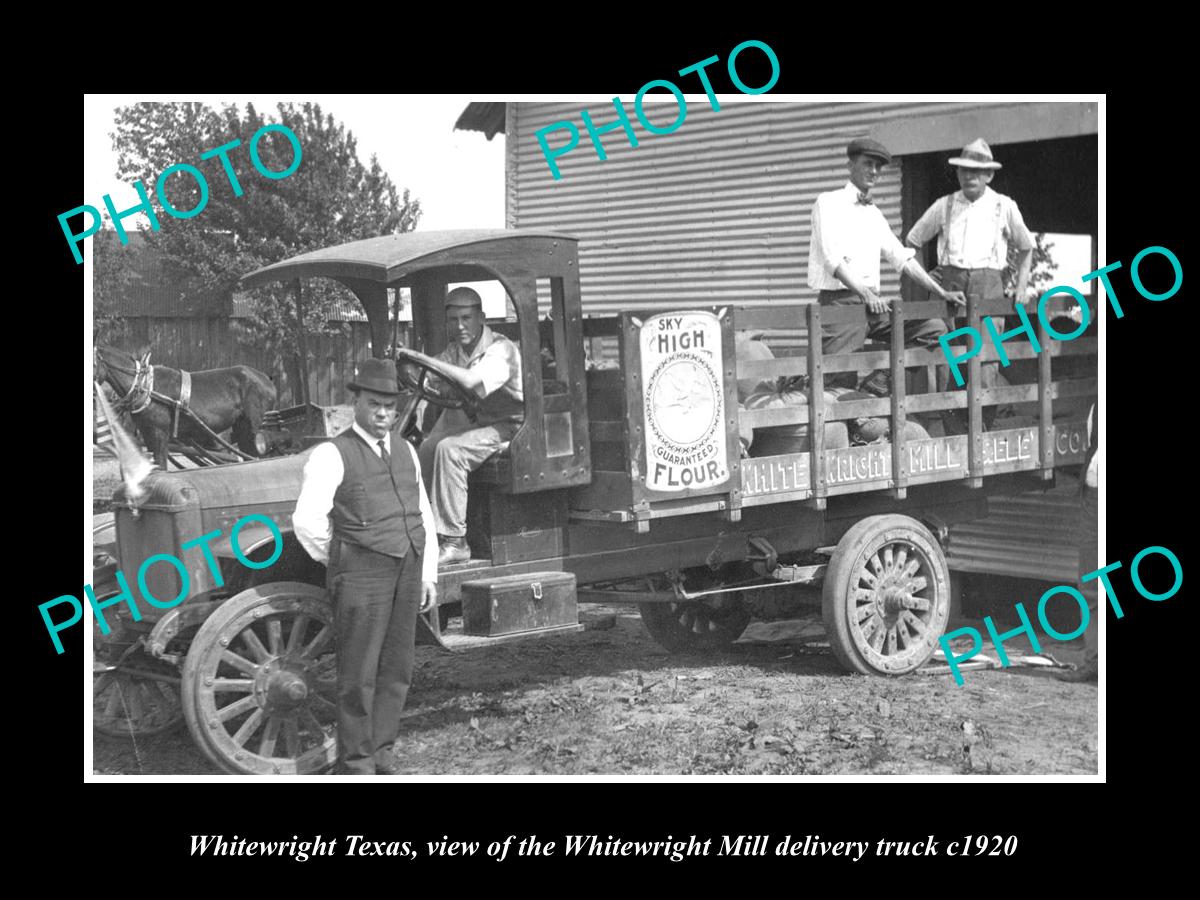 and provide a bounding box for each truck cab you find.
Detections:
[243,230,593,571]
[244,229,592,491]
